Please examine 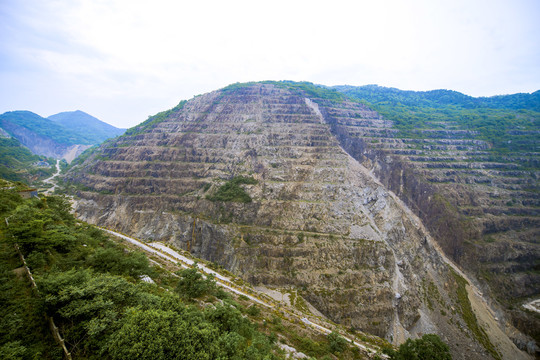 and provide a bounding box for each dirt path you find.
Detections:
[101,227,386,358]
[43,160,61,195]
